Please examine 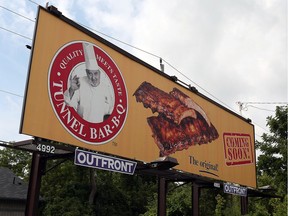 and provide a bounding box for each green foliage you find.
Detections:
[252,105,287,215]
[142,183,220,216]
[141,181,193,216]
[222,195,241,216]
[0,147,31,181]
[40,160,93,215]
[199,188,218,216]
[93,171,156,216]
[166,183,192,216]
[256,106,287,193]
[271,195,287,216]
[39,159,157,215]
[140,193,158,216]
[249,202,270,216]
[215,194,225,216]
